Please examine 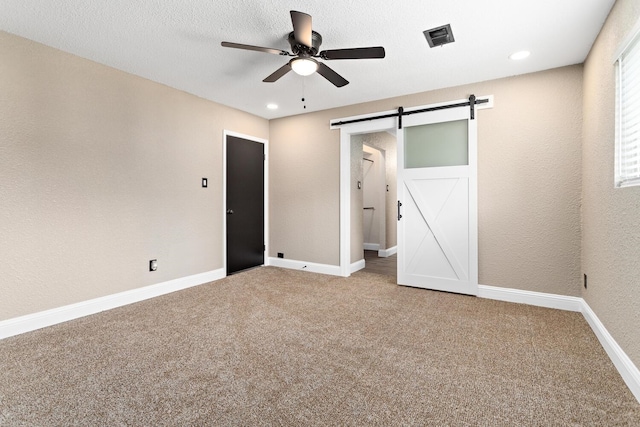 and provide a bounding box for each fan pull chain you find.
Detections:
[301,77,307,109]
